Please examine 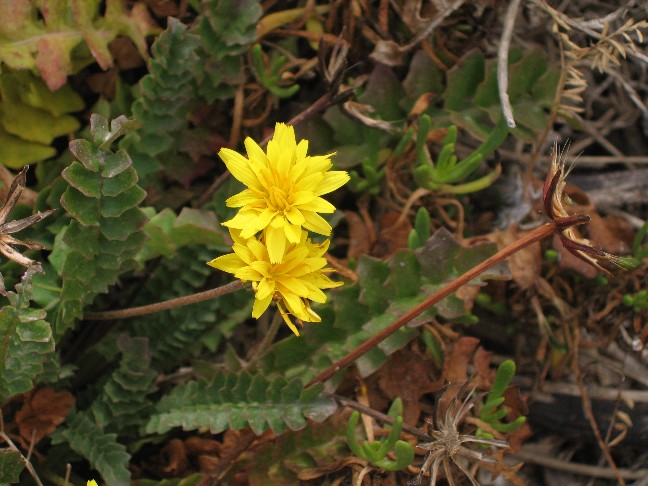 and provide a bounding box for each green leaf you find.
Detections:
[444,50,485,111]
[0,127,55,168]
[0,449,24,483]
[62,162,102,198]
[145,372,337,436]
[100,185,146,218]
[60,187,100,226]
[59,412,131,486]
